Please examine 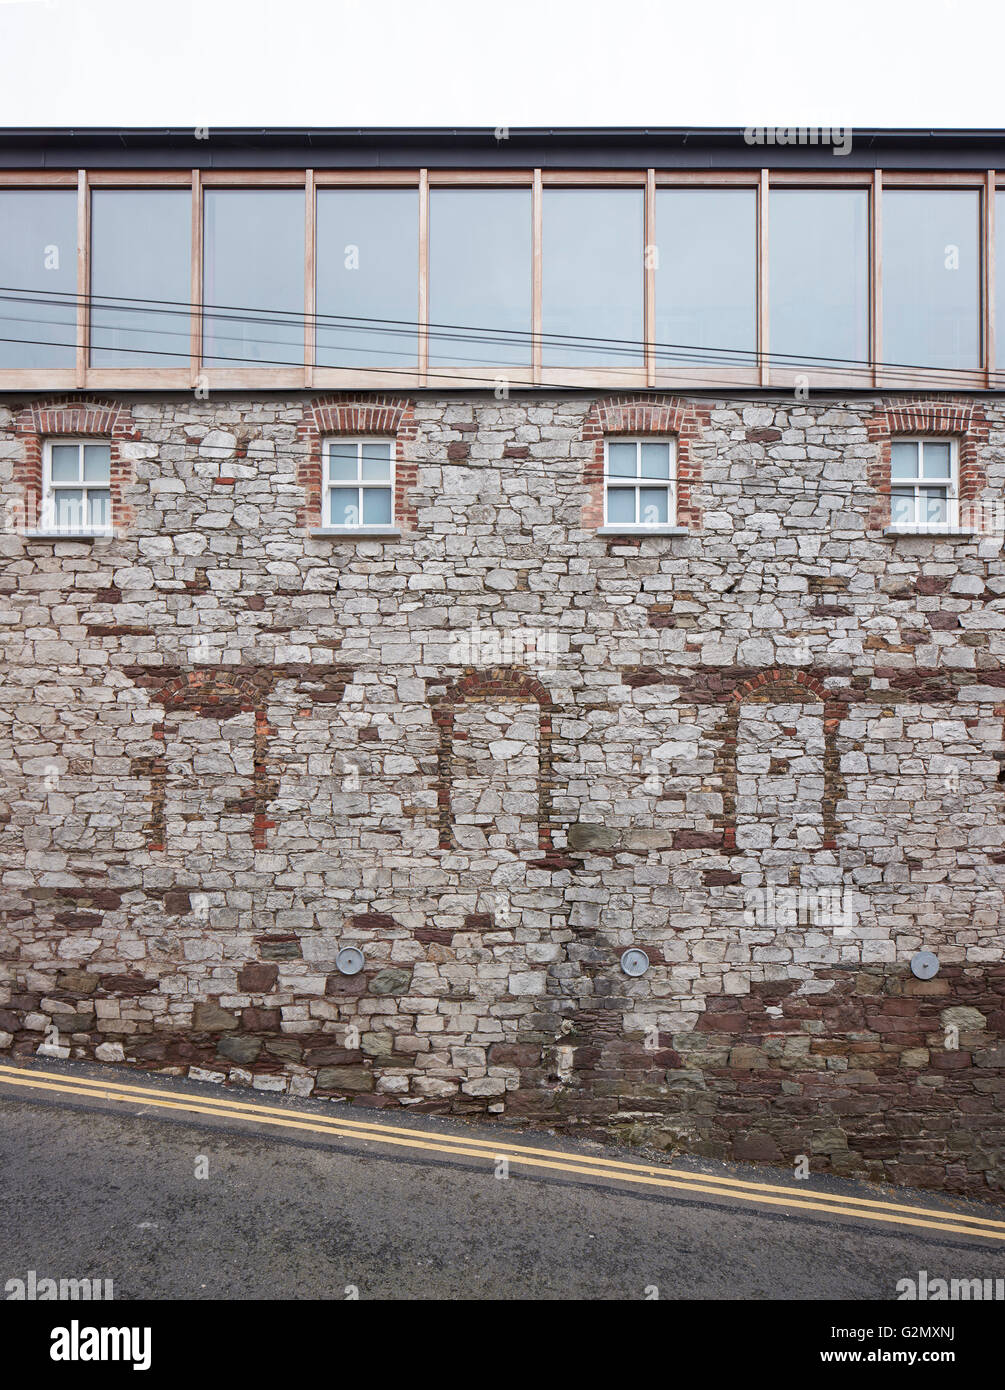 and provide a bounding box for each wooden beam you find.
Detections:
[758,169,769,387]
[532,169,542,386]
[76,169,87,387]
[418,169,429,384]
[304,169,315,387]
[190,169,202,383]
[645,168,656,387]
[985,169,994,384]
[872,169,882,389]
